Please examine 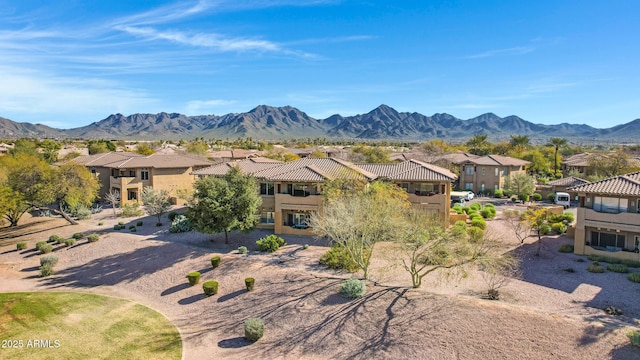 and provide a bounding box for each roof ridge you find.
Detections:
[331,158,378,180]
[408,159,458,180]
[621,174,640,187]
[306,165,334,181]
